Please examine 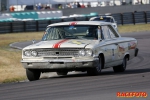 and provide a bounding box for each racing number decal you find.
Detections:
[112,49,115,56]
[112,49,115,60]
